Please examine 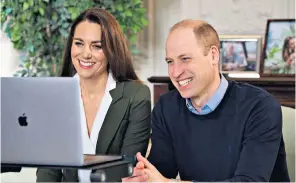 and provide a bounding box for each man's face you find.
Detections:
[228,44,234,53]
[165,28,216,99]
